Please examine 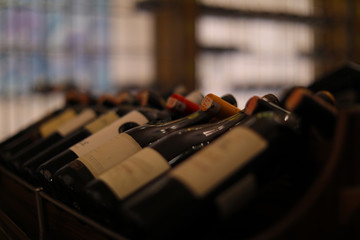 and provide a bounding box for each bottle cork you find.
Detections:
[201,93,240,120]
